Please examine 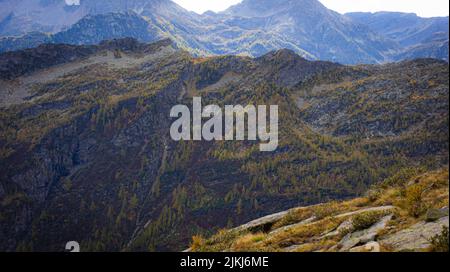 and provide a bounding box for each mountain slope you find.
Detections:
[212,0,396,63]
[346,12,449,47]
[52,12,160,45]
[0,39,448,251]
[0,0,87,36]
[0,32,51,53]
[190,169,449,252]
[0,0,198,36]
[347,12,449,61]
